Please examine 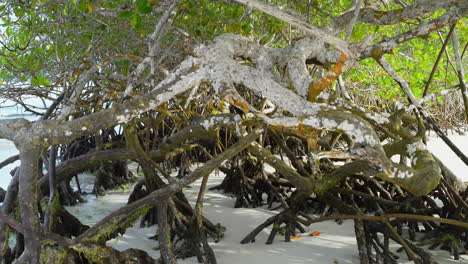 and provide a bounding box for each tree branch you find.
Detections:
[75,127,262,244]
[230,0,351,56]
